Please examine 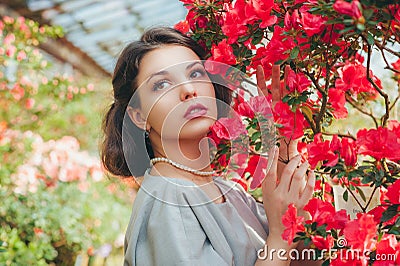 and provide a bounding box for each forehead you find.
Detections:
[137,45,201,84]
